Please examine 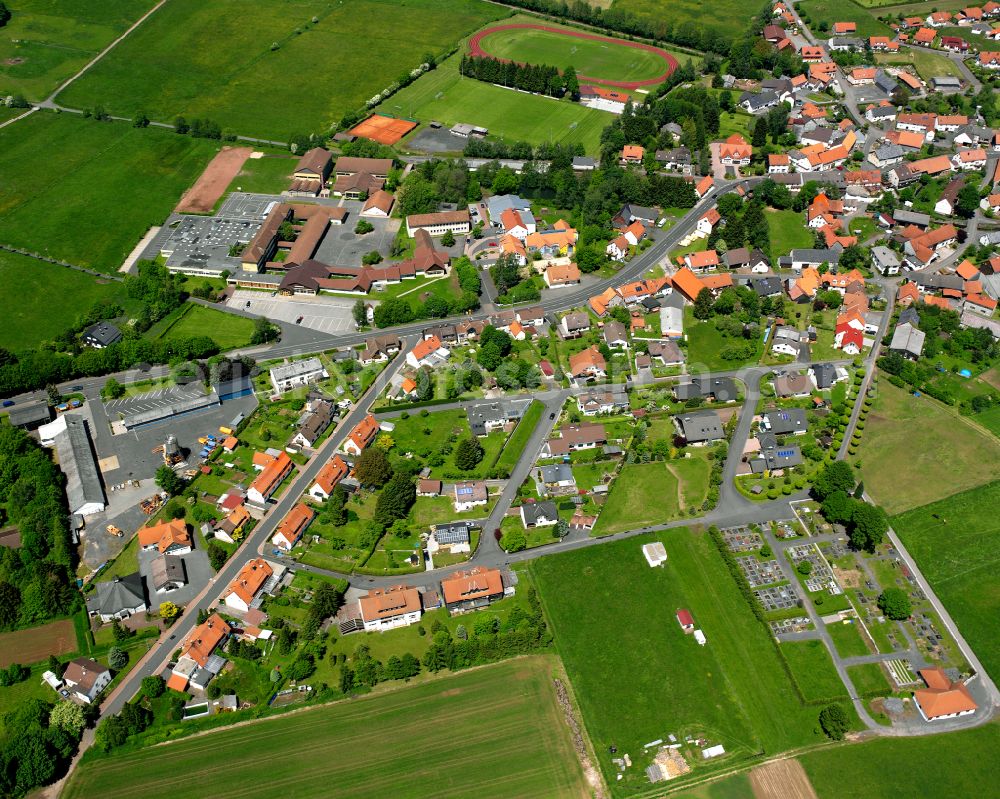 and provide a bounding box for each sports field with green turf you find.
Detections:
[0,112,217,272]
[64,656,587,799]
[475,26,668,83]
[891,480,1000,682]
[532,530,845,794]
[388,53,610,153]
[0,0,156,100]
[55,0,504,141]
[0,251,129,351]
